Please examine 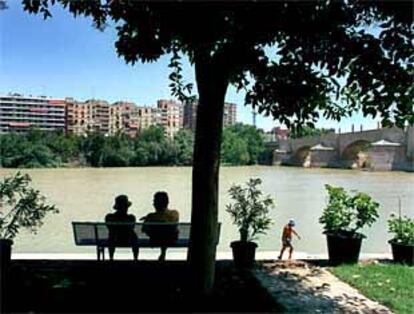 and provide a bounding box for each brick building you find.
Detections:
[132,106,157,131]
[65,97,87,136]
[110,101,137,136]
[2,94,239,138]
[66,99,110,136]
[223,102,237,127]
[183,100,237,132]
[157,99,183,138]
